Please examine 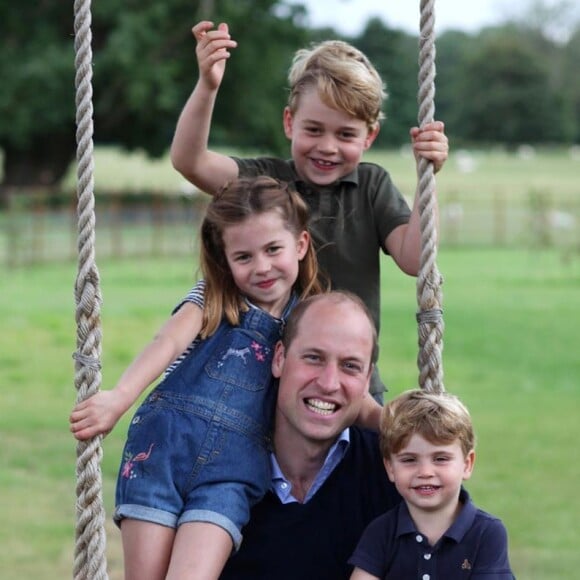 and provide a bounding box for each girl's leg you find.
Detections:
[121,519,176,580]
[166,521,233,580]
